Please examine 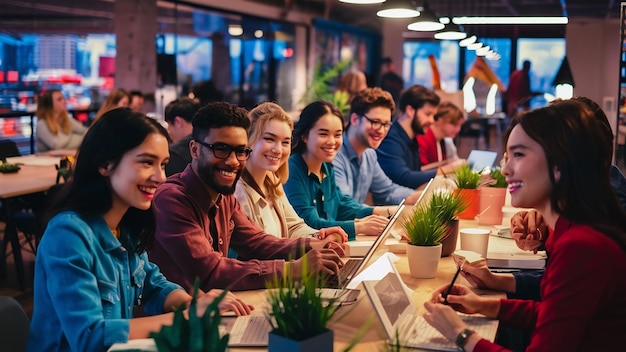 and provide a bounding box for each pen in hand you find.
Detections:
[443,257,466,305]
